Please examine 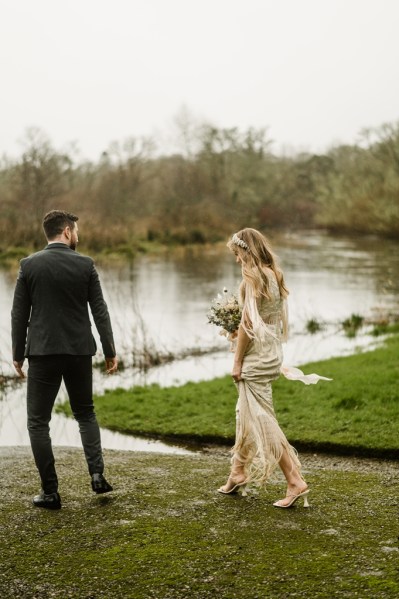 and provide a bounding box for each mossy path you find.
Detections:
[0,447,398,598]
